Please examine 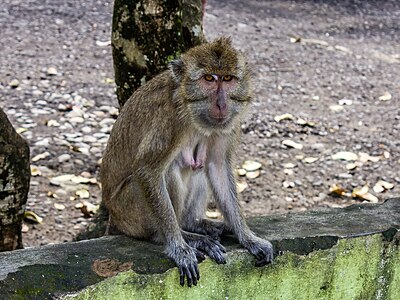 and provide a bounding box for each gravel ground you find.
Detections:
[0,0,399,247]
